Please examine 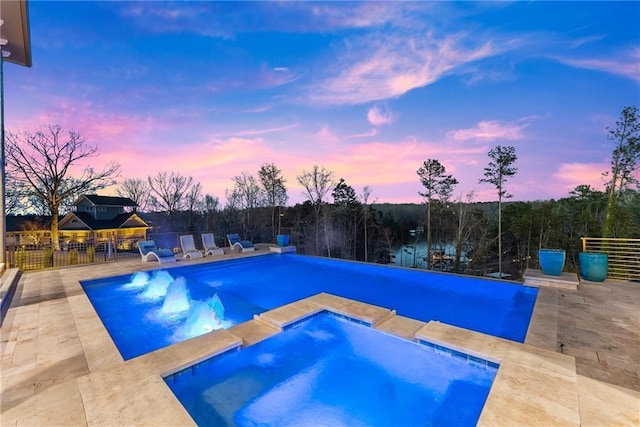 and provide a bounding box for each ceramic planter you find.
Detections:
[579,252,608,282]
[276,234,290,247]
[538,249,565,276]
